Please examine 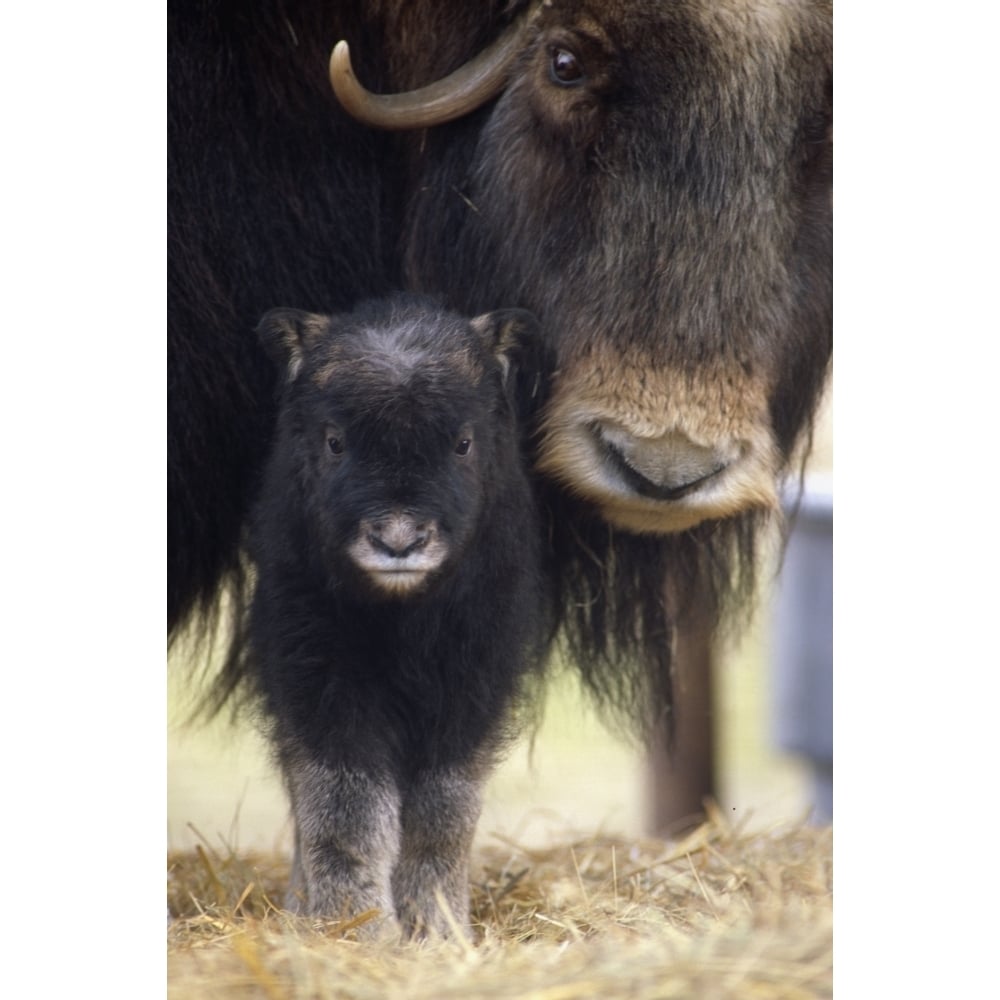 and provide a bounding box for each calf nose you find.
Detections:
[592,422,732,501]
[368,517,431,558]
